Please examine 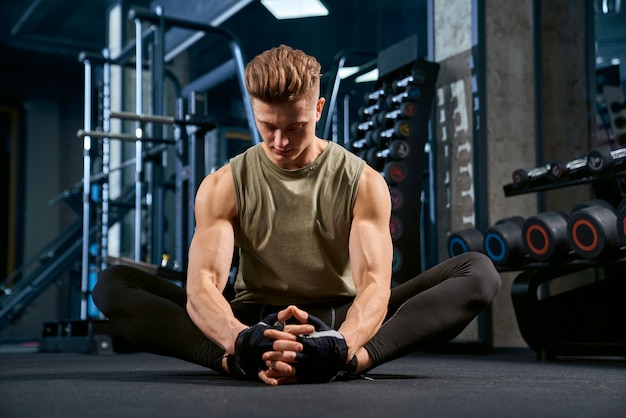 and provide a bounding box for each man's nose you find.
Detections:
[273,130,289,147]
